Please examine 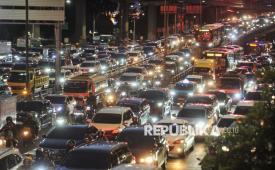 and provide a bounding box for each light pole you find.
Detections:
[25,0,29,94]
